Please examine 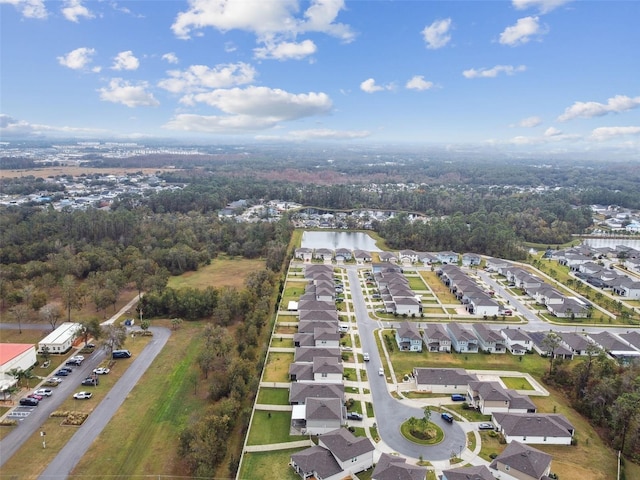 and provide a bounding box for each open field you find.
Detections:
[0,166,177,179]
[167,256,265,290]
[238,448,305,480]
[419,271,459,304]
